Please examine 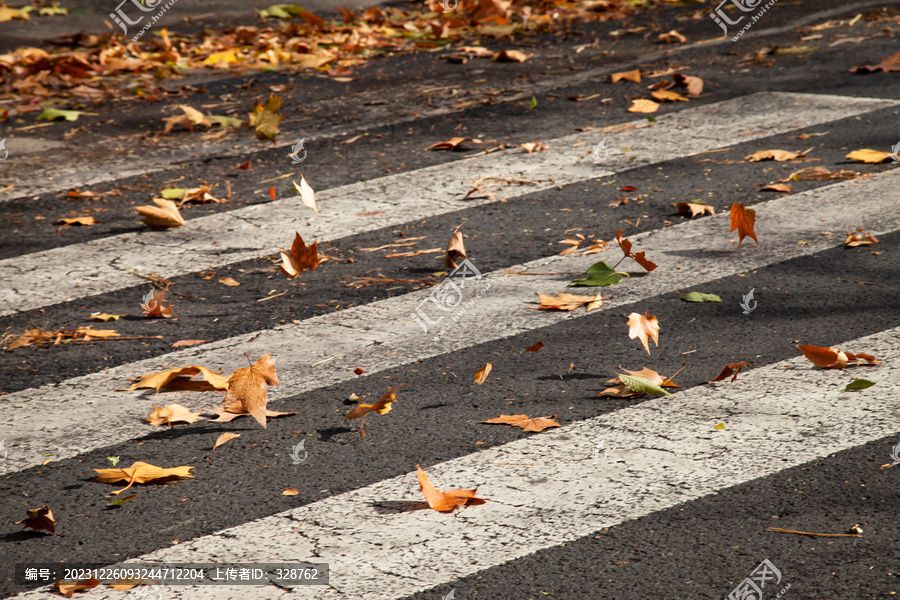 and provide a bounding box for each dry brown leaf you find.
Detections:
[480,414,560,432]
[730,203,759,249]
[427,137,482,151]
[122,365,229,393]
[615,229,658,271]
[172,339,209,348]
[627,99,659,113]
[135,198,184,228]
[458,46,495,58]
[712,361,750,382]
[282,488,299,496]
[212,432,240,450]
[147,404,201,427]
[2,326,120,350]
[610,69,641,83]
[761,183,792,192]
[744,149,808,162]
[494,49,530,62]
[205,400,295,423]
[797,344,880,369]
[520,141,548,153]
[780,166,863,182]
[673,72,703,96]
[218,276,240,287]
[293,175,318,214]
[93,461,194,495]
[674,202,715,217]
[849,51,900,73]
[224,353,280,429]
[627,312,659,355]
[278,231,320,279]
[53,578,99,598]
[599,366,680,397]
[88,313,124,321]
[416,465,486,513]
[163,104,206,134]
[474,362,492,385]
[845,149,893,164]
[535,292,603,312]
[56,217,96,233]
[845,229,879,247]
[651,90,688,102]
[526,341,544,352]
[446,230,466,269]
[17,505,55,534]
[657,30,686,44]
[346,387,397,437]
[140,289,174,318]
